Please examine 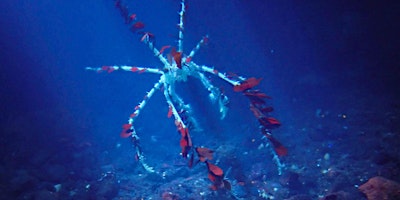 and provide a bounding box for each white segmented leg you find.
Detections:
[177,0,185,52]
[133,138,155,173]
[189,62,244,86]
[163,83,187,129]
[165,83,201,131]
[127,77,164,173]
[141,40,172,68]
[194,71,229,119]
[194,71,218,103]
[85,66,164,75]
[262,137,285,175]
[186,35,208,62]
[128,76,164,125]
